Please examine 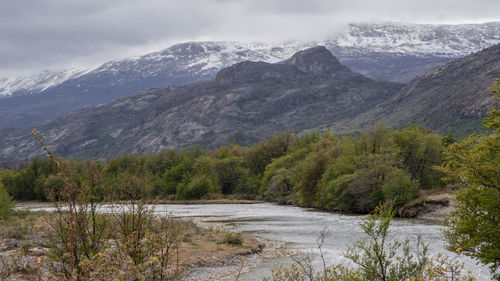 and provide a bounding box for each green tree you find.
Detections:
[160,149,203,197]
[264,168,295,203]
[350,126,399,212]
[296,139,335,207]
[213,157,247,195]
[182,175,215,199]
[0,181,12,219]
[438,80,500,279]
[2,157,56,201]
[382,170,419,208]
[317,138,356,211]
[260,143,313,199]
[393,125,443,189]
[0,169,16,198]
[244,132,292,175]
[148,149,179,175]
